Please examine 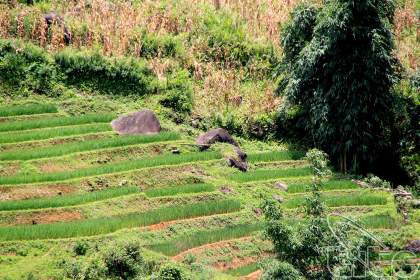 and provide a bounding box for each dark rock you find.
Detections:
[44,12,71,45]
[219,186,233,194]
[32,220,37,225]
[253,208,263,216]
[234,146,247,161]
[171,148,181,154]
[196,128,238,150]
[274,181,288,191]
[111,110,161,135]
[404,240,420,253]
[57,191,62,196]
[227,157,248,172]
[273,195,284,203]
